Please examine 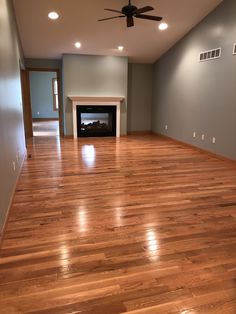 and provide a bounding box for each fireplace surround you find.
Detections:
[77,105,116,137]
[69,96,124,138]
